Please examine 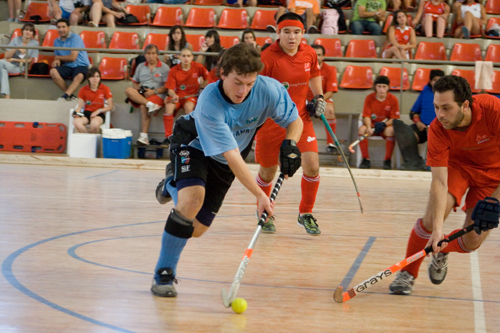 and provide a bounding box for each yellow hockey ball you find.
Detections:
[231,298,247,314]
